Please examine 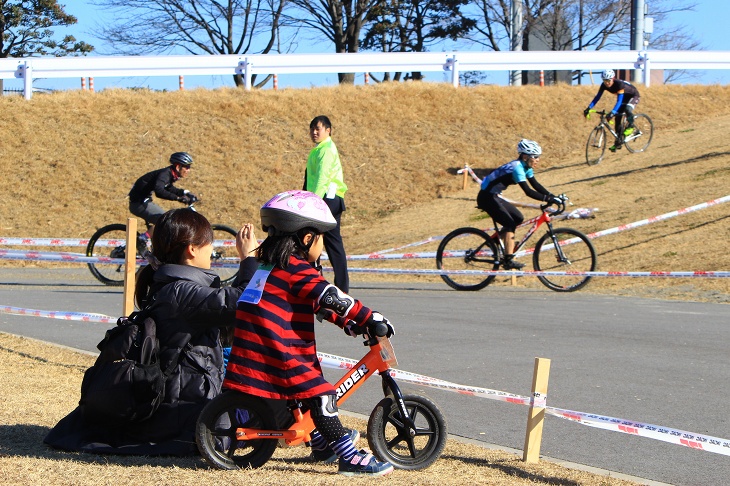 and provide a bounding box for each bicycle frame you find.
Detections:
[487,209,548,256]
[590,110,642,145]
[232,335,405,447]
[490,206,571,264]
